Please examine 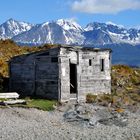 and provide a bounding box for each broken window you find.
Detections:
[89,58,94,66]
[100,59,105,72]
